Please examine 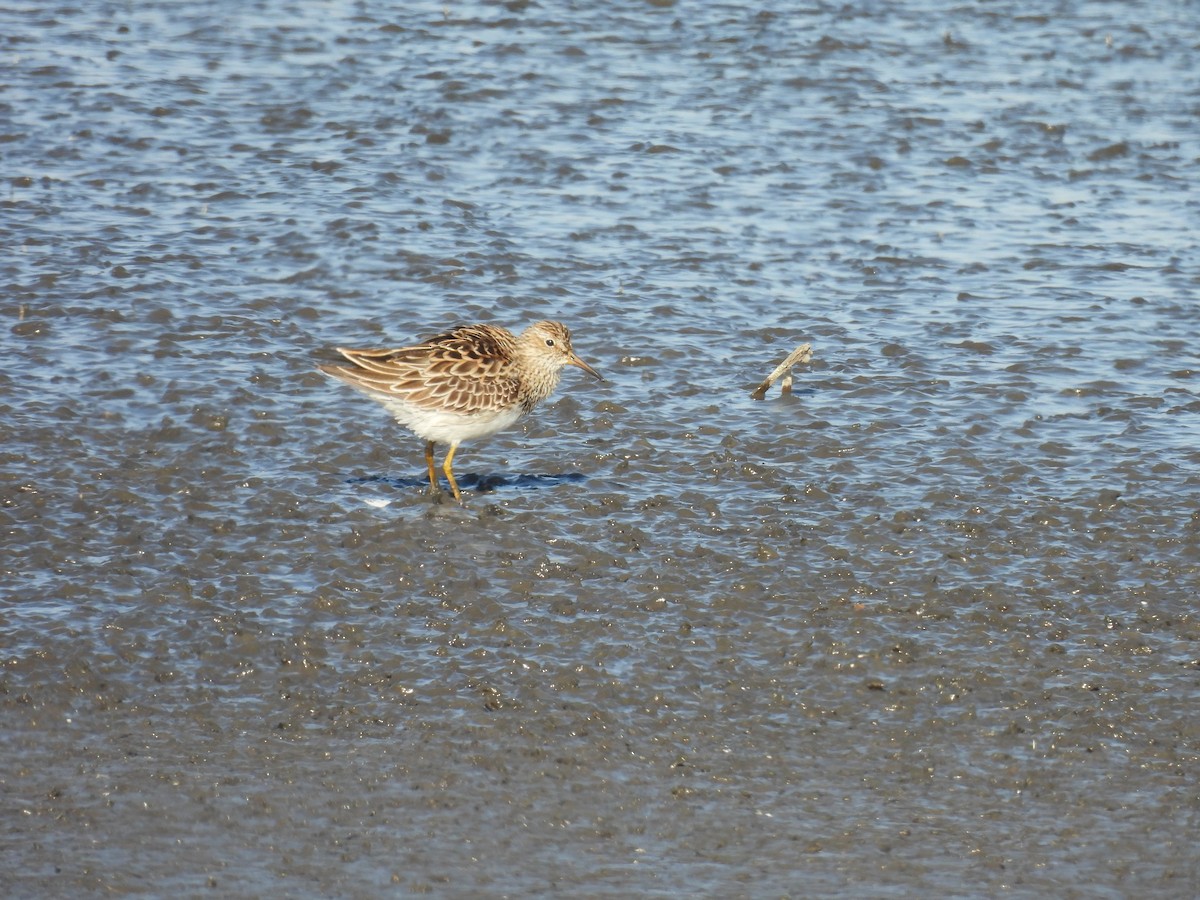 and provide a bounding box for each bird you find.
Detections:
[318,320,603,501]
